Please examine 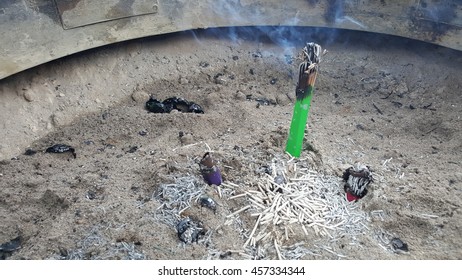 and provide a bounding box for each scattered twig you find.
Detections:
[227,205,251,218]
[373,103,383,115]
[421,103,436,111]
[424,126,440,135]
[380,92,393,99]
[420,213,439,219]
